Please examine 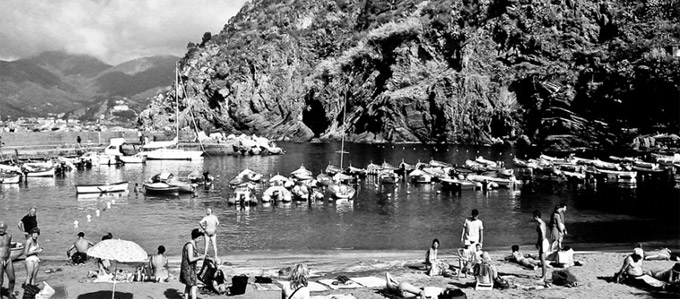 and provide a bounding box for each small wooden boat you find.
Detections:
[228,187,258,205]
[325,164,343,175]
[290,165,313,179]
[422,167,448,181]
[0,173,22,184]
[150,173,196,193]
[22,162,56,177]
[76,181,129,194]
[475,156,498,168]
[143,182,180,194]
[378,171,399,184]
[10,242,24,261]
[429,159,453,169]
[332,173,356,184]
[345,165,367,177]
[328,184,356,200]
[440,178,478,190]
[261,185,292,202]
[366,162,381,175]
[466,174,519,189]
[409,169,432,184]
